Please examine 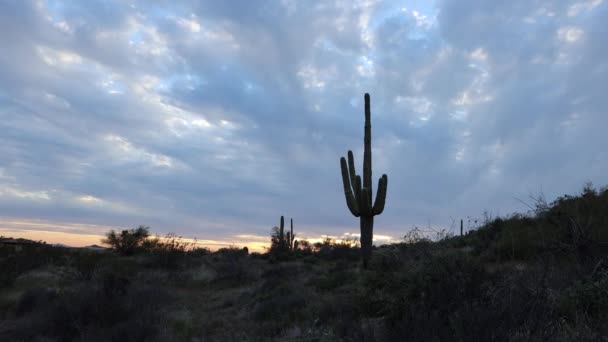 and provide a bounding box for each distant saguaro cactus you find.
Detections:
[340,93,388,268]
[460,219,463,236]
[271,216,297,255]
[279,216,286,250]
[288,218,296,251]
